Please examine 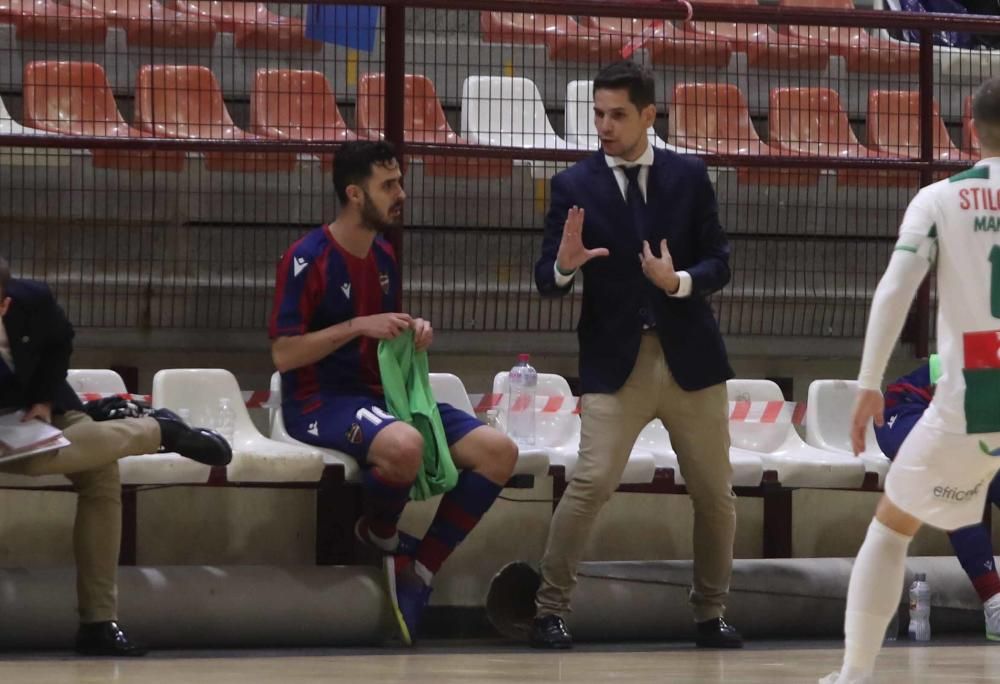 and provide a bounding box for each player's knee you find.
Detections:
[490,434,518,481]
[371,426,424,482]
